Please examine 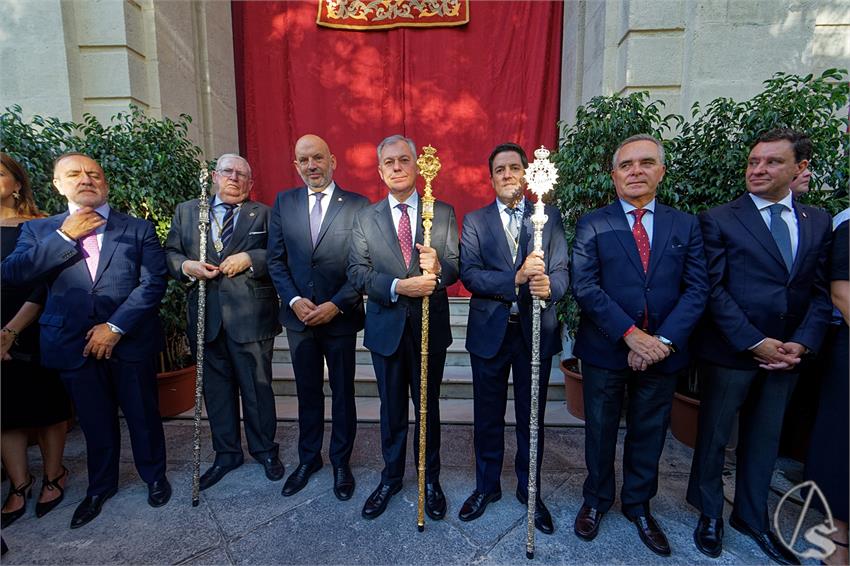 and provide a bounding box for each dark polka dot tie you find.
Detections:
[630,208,650,272]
